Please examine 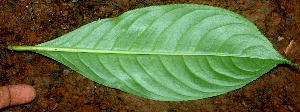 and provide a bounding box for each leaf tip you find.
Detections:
[291,62,297,66]
[285,60,296,66]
